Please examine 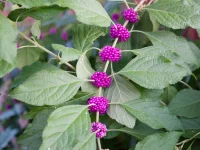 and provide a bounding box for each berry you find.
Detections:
[91,122,107,138]
[87,97,109,114]
[90,72,112,88]
[123,8,139,23]
[61,31,68,41]
[49,27,57,34]
[99,46,121,62]
[112,13,120,22]
[110,24,130,42]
